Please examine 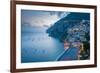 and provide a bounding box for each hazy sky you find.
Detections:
[21,10,70,27]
